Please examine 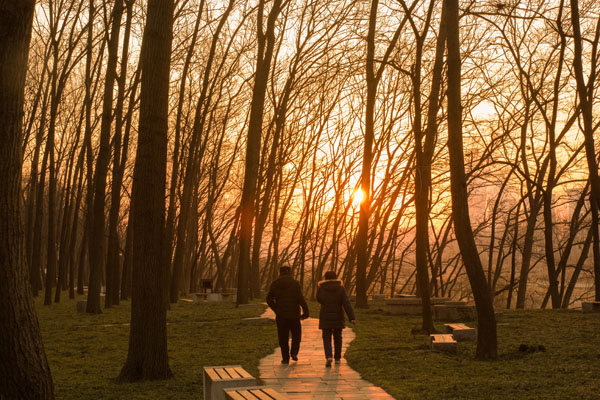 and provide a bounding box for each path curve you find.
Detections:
[259,308,394,399]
